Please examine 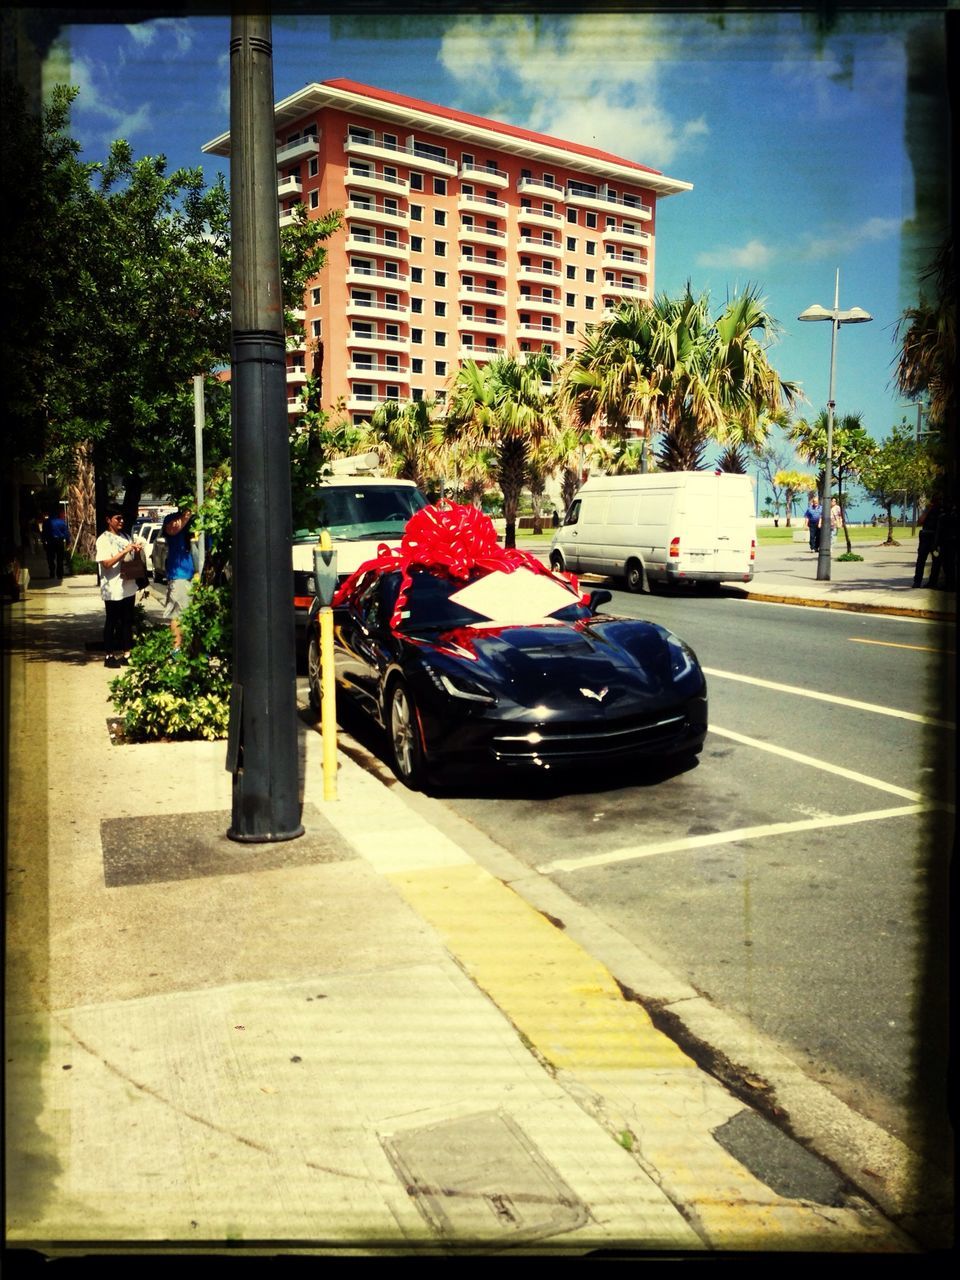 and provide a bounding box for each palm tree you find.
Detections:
[788,411,874,553]
[716,444,747,474]
[655,407,708,472]
[446,352,557,548]
[368,397,443,492]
